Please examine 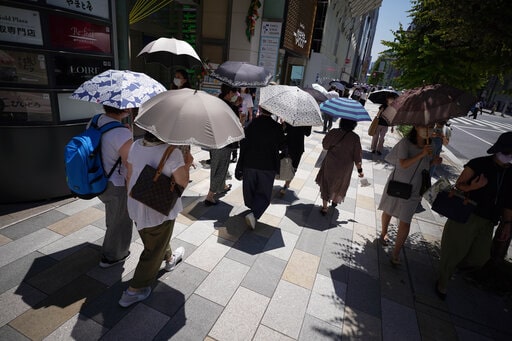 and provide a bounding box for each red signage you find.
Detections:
[48,15,111,54]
